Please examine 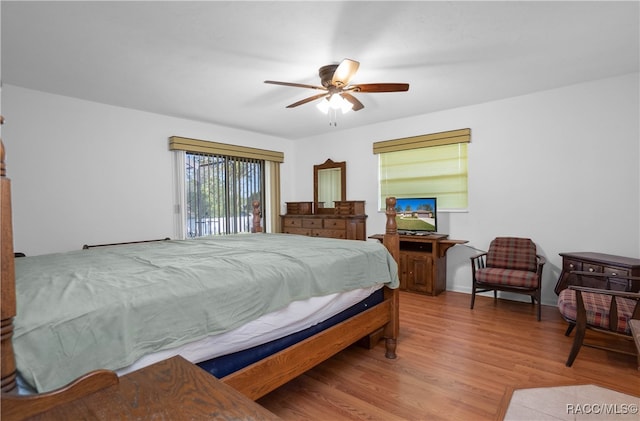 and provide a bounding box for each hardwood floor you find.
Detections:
[257,290,639,421]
